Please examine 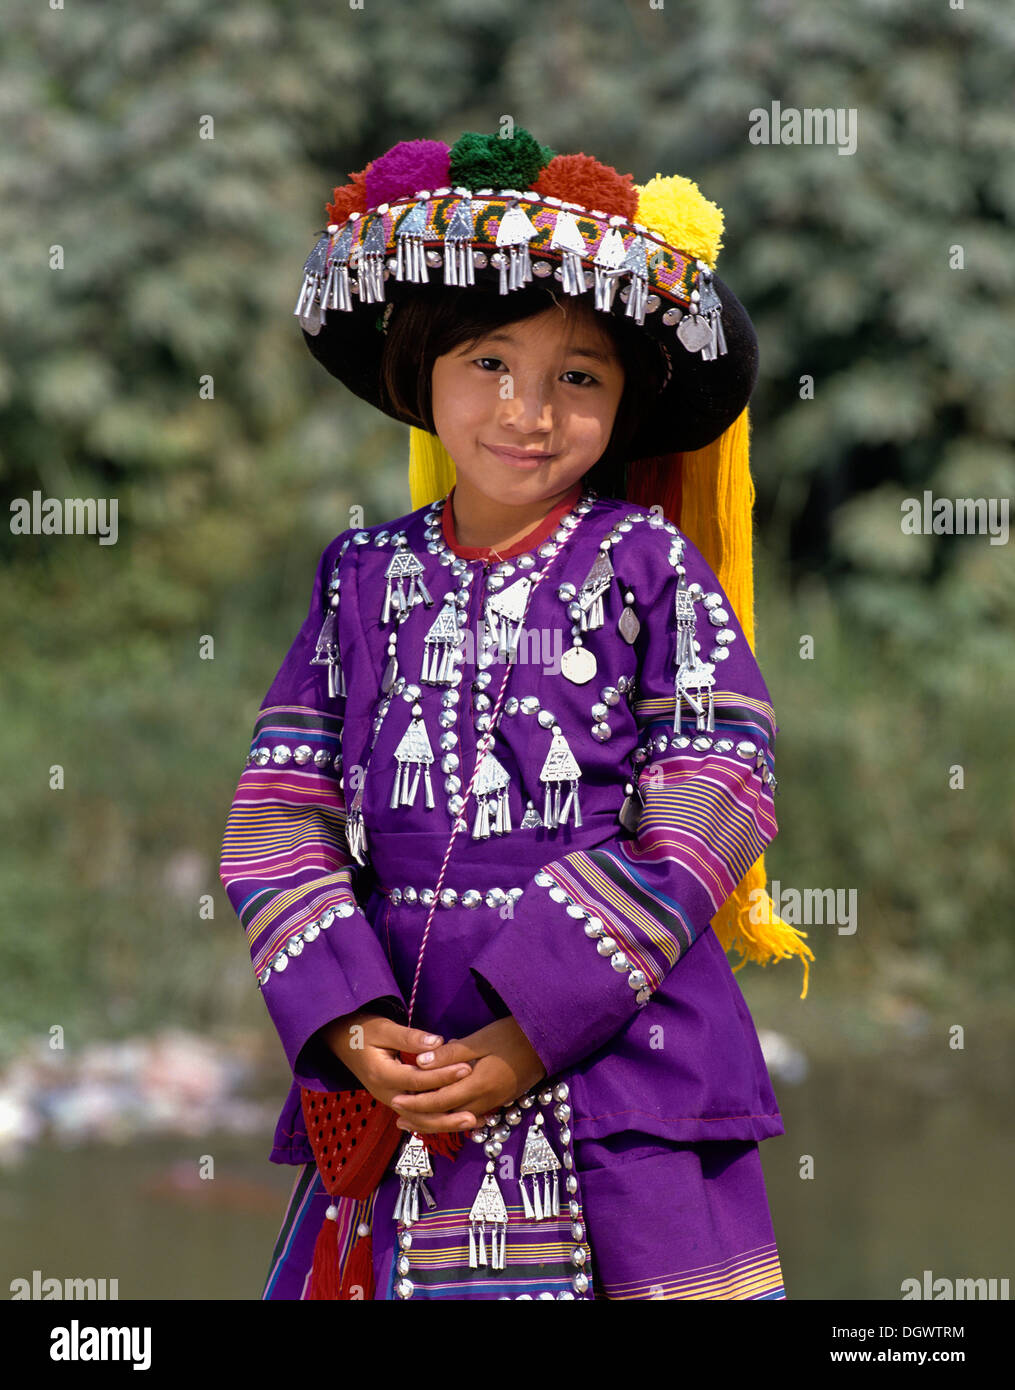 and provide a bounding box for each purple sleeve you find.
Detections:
[218,533,406,1091]
[470,526,780,1077]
